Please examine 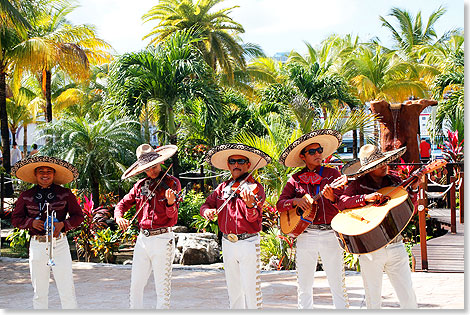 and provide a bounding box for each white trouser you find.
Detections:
[296,229,349,309]
[222,234,262,309]
[129,232,175,309]
[359,242,418,309]
[29,236,77,309]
